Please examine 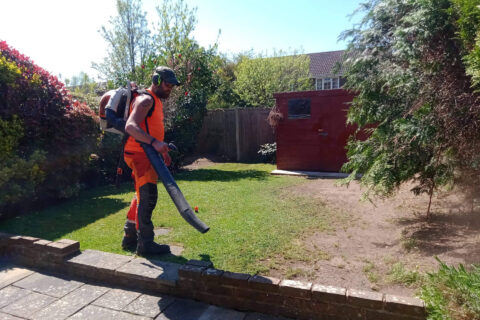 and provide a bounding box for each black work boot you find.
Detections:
[121,221,137,251]
[136,238,171,255]
[135,183,170,256]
